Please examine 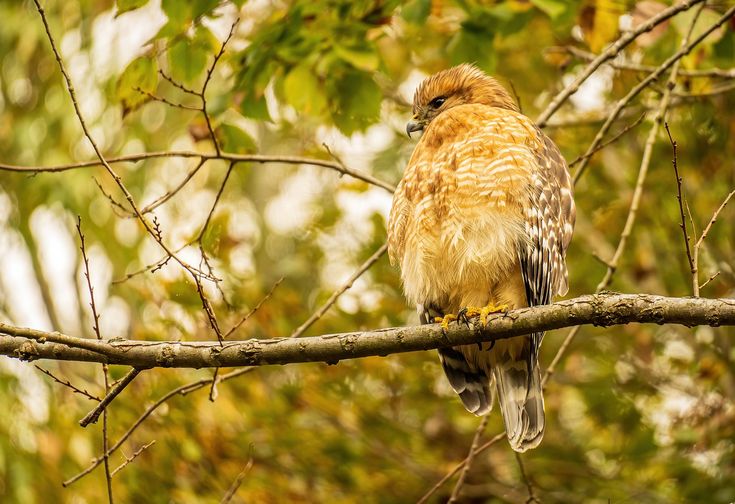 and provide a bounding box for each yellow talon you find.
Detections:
[480,303,509,326]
